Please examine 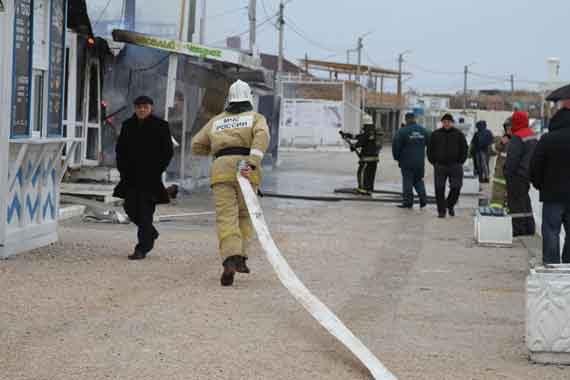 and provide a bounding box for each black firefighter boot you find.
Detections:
[221,255,250,286]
